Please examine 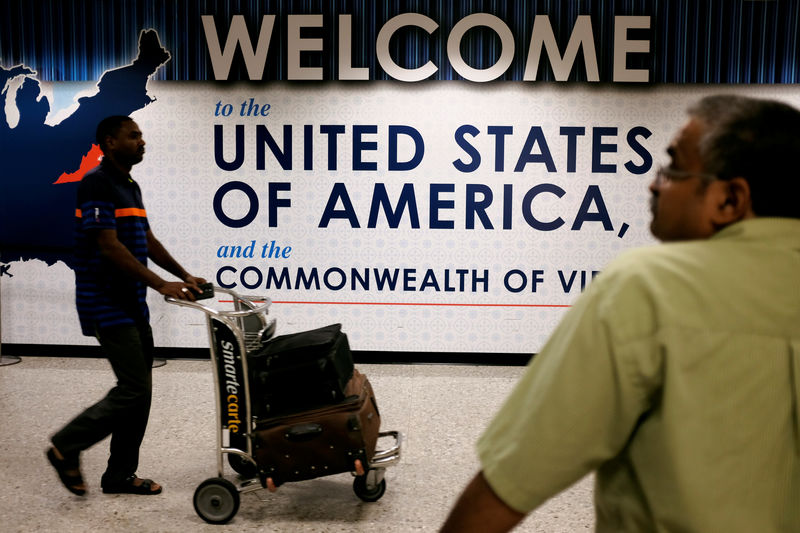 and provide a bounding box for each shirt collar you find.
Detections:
[99,158,134,184]
[712,217,800,248]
